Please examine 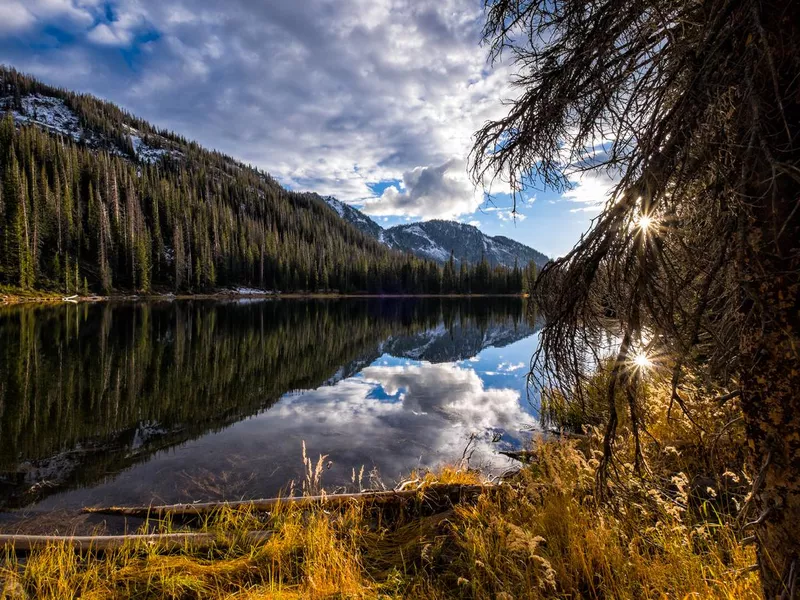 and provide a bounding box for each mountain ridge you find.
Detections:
[320,197,549,269]
[317,196,550,268]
